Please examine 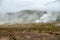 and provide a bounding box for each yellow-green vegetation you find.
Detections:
[0,23,60,40]
[0,23,60,33]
